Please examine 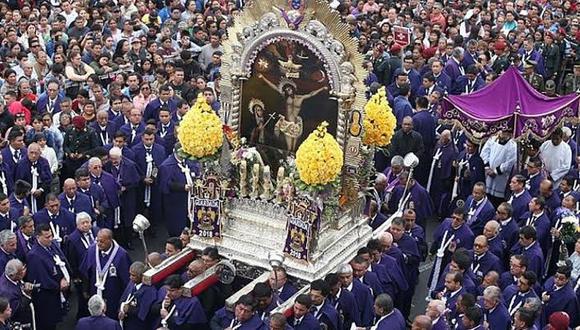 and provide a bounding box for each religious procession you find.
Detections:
[0,0,578,329]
